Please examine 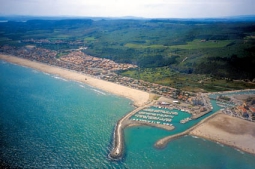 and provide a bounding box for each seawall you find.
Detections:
[154,111,221,149]
[109,102,157,159]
